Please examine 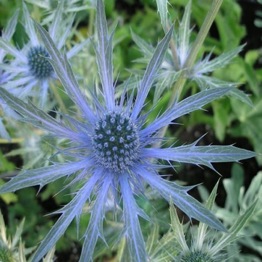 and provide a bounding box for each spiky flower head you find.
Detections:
[27,45,54,79]
[132,0,251,105]
[0,2,87,108]
[0,0,255,261]
[92,111,140,172]
[158,182,257,262]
